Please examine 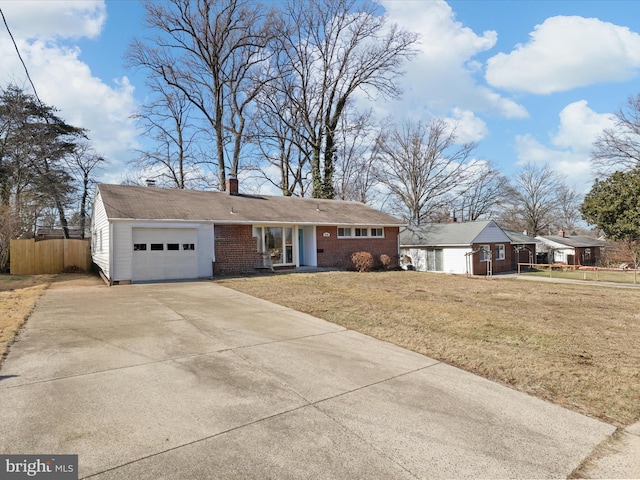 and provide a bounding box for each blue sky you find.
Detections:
[2,0,640,194]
